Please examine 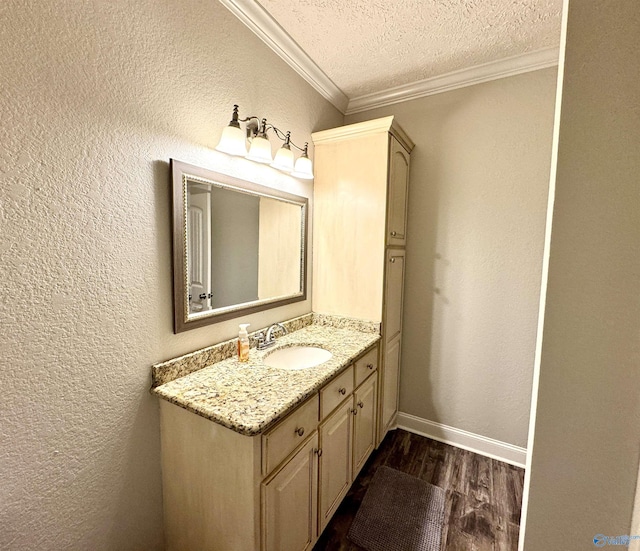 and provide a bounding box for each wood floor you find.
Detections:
[313,429,525,551]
